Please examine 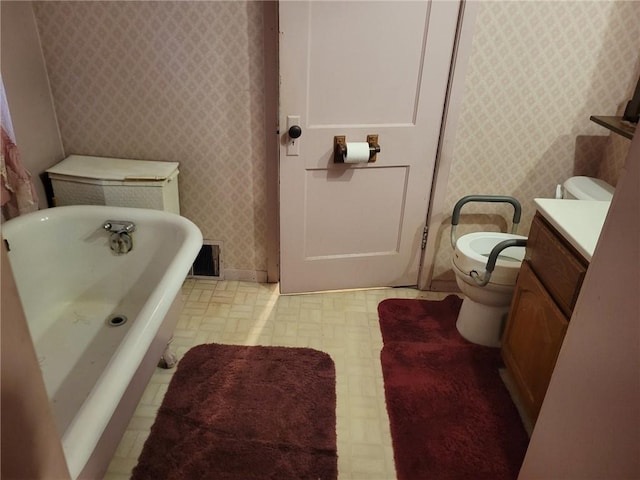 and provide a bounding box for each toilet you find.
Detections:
[451,177,614,348]
[450,195,527,347]
[562,175,614,201]
[452,231,527,347]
